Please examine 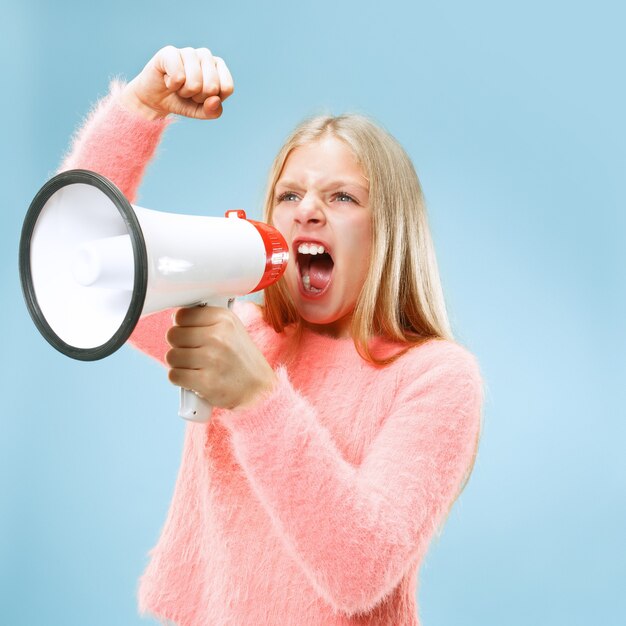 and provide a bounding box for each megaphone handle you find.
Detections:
[179,388,213,423]
[177,297,235,423]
